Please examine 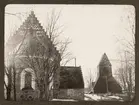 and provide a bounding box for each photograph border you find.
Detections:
[0,0,138,105]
